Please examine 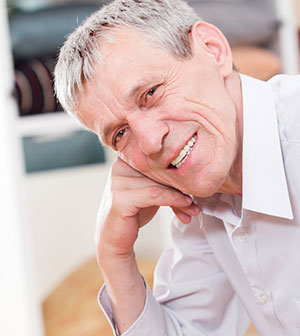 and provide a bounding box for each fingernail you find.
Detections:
[182,213,191,224]
[185,195,192,203]
[192,204,201,214]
